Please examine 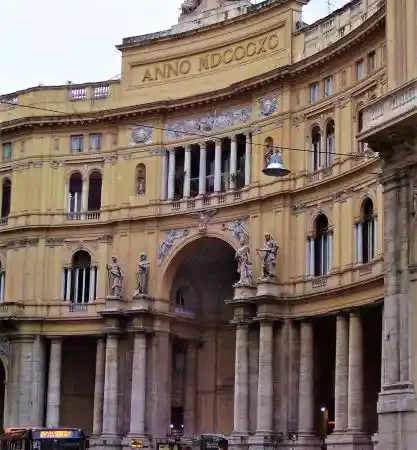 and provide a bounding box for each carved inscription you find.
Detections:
[139,29,283,84]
